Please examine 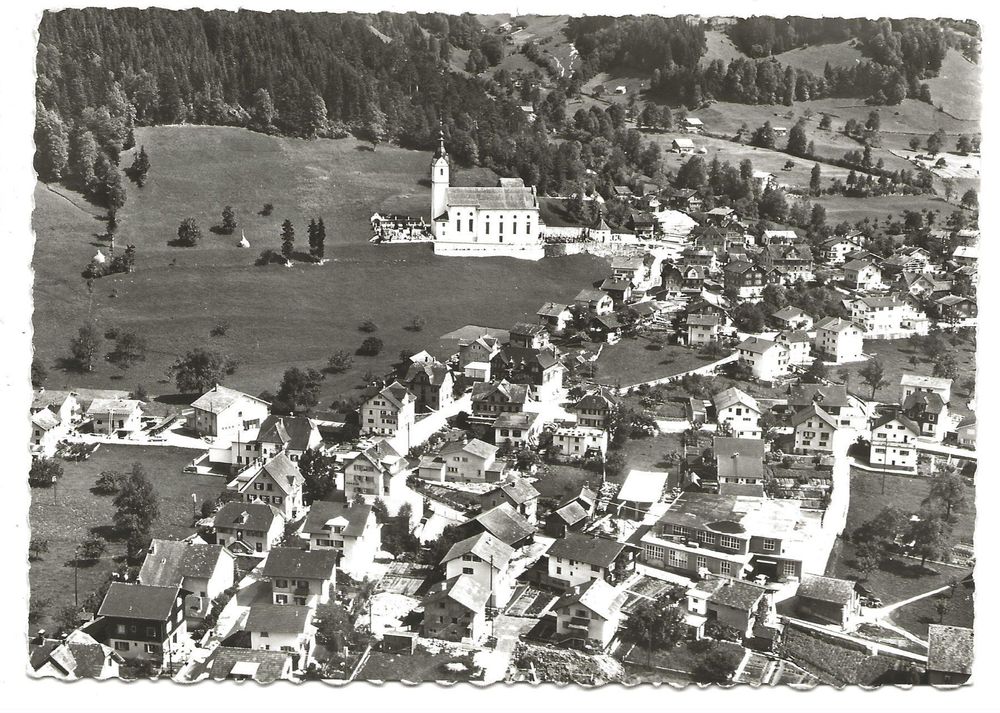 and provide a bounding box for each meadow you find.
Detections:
[31,126,608,404]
